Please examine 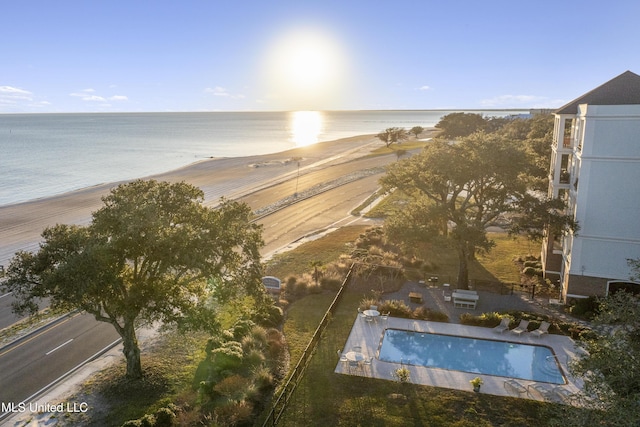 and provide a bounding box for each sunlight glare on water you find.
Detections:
[290,111,324,147]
